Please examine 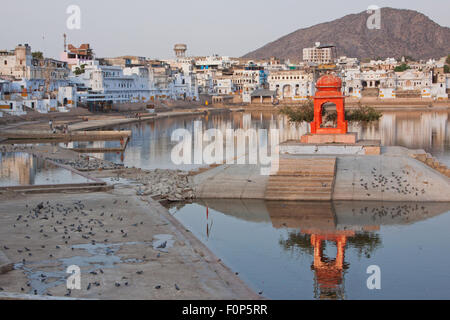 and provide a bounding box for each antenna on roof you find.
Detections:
[63,33,67,52]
